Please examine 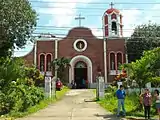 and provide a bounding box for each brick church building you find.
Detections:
[22,5,126,88]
